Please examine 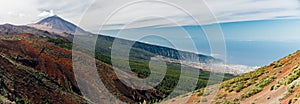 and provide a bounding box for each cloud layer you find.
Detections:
[0,0,299,30]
